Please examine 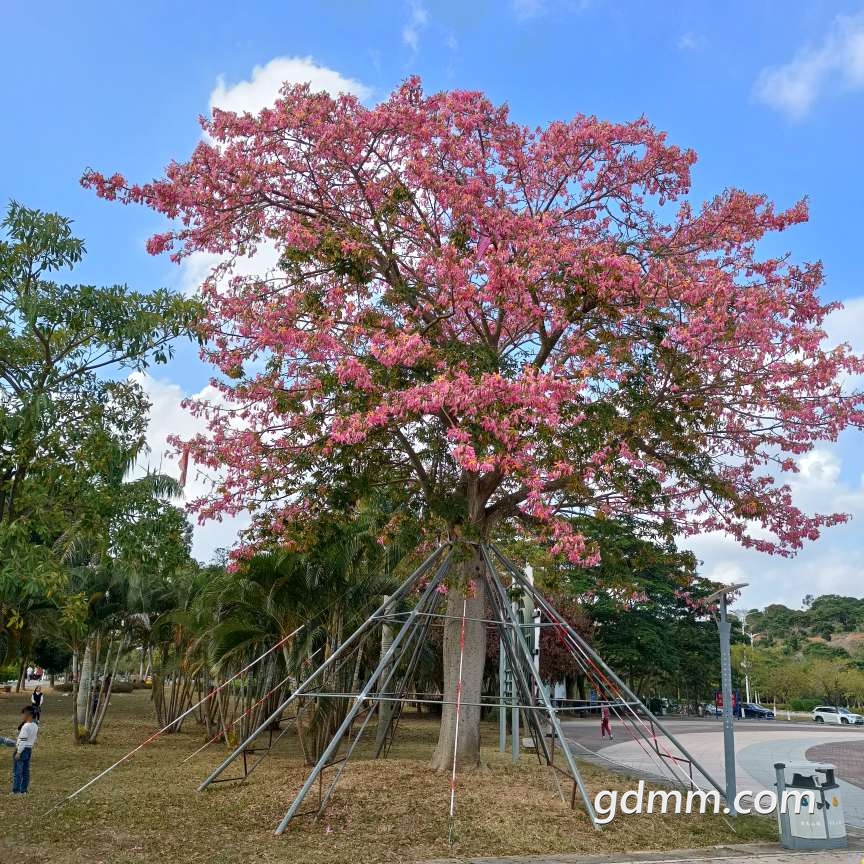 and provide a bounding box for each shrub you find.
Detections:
[789,697,820,712]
